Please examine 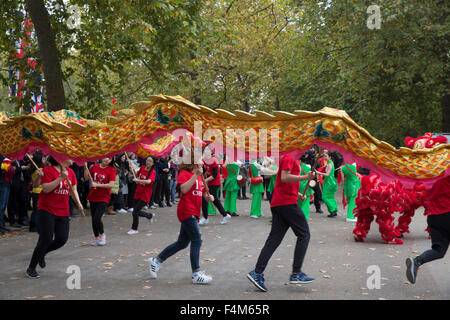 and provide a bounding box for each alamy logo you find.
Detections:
[367,5,382,30]
[67,5,81,30]
[66,265,81,290]
[366,265,381,289]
